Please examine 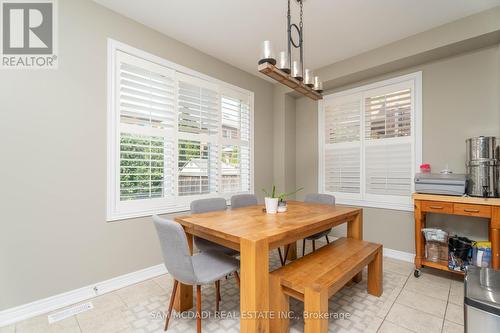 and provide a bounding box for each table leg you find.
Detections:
[348,211,363,282]
[240,238,270,333]
[174,231,193,312]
